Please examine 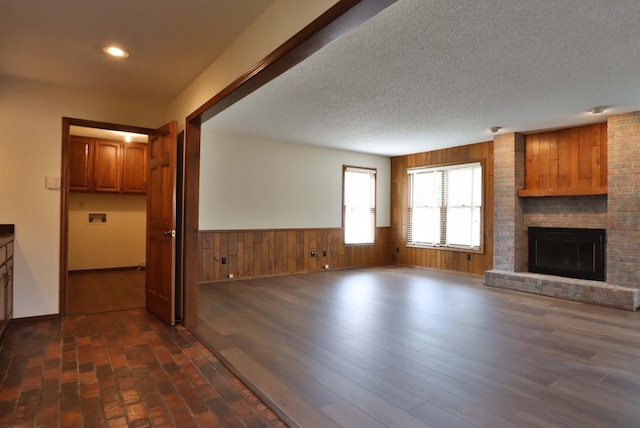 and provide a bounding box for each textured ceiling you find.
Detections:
[0,0,275,103]
[203,0,640,156]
